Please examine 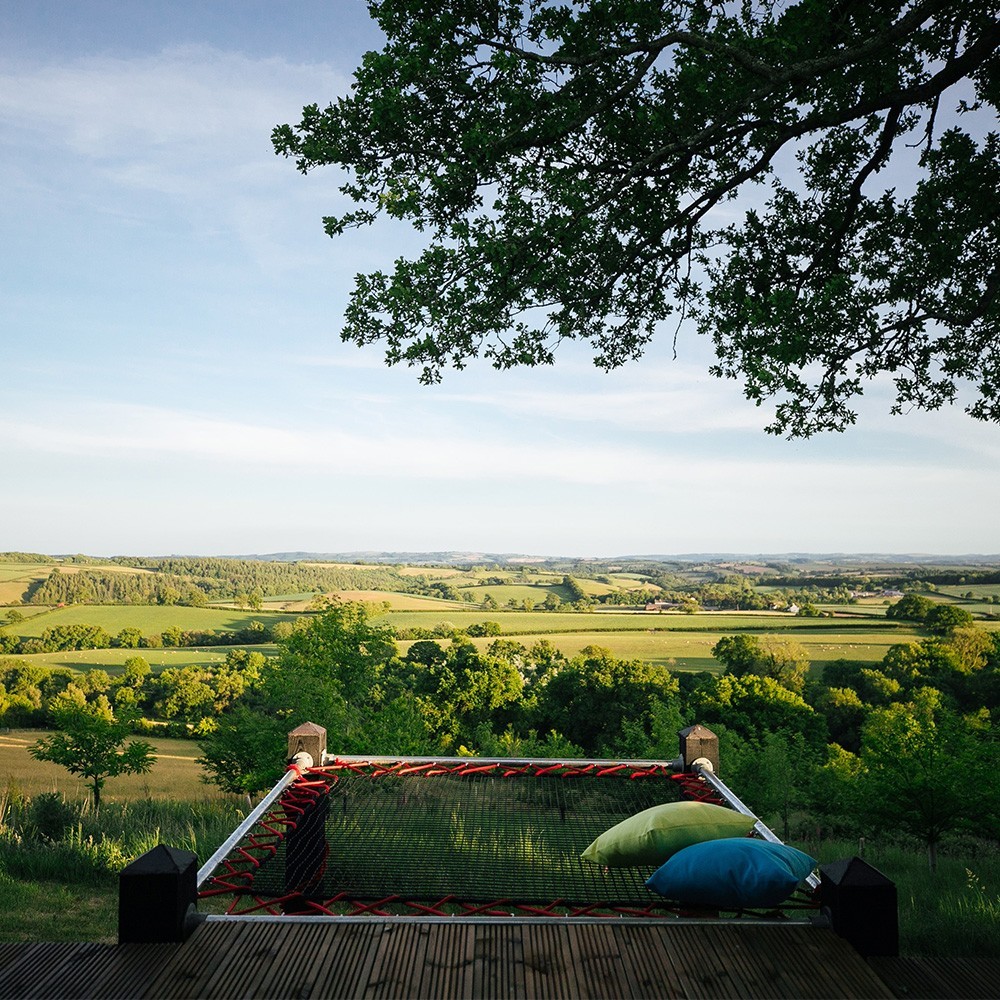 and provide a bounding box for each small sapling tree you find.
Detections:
[29,704,155,810]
